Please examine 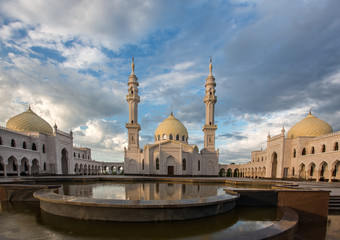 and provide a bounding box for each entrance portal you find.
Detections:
[168,166,174,175]
[61,148,68,175]
[271,152,277,178]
